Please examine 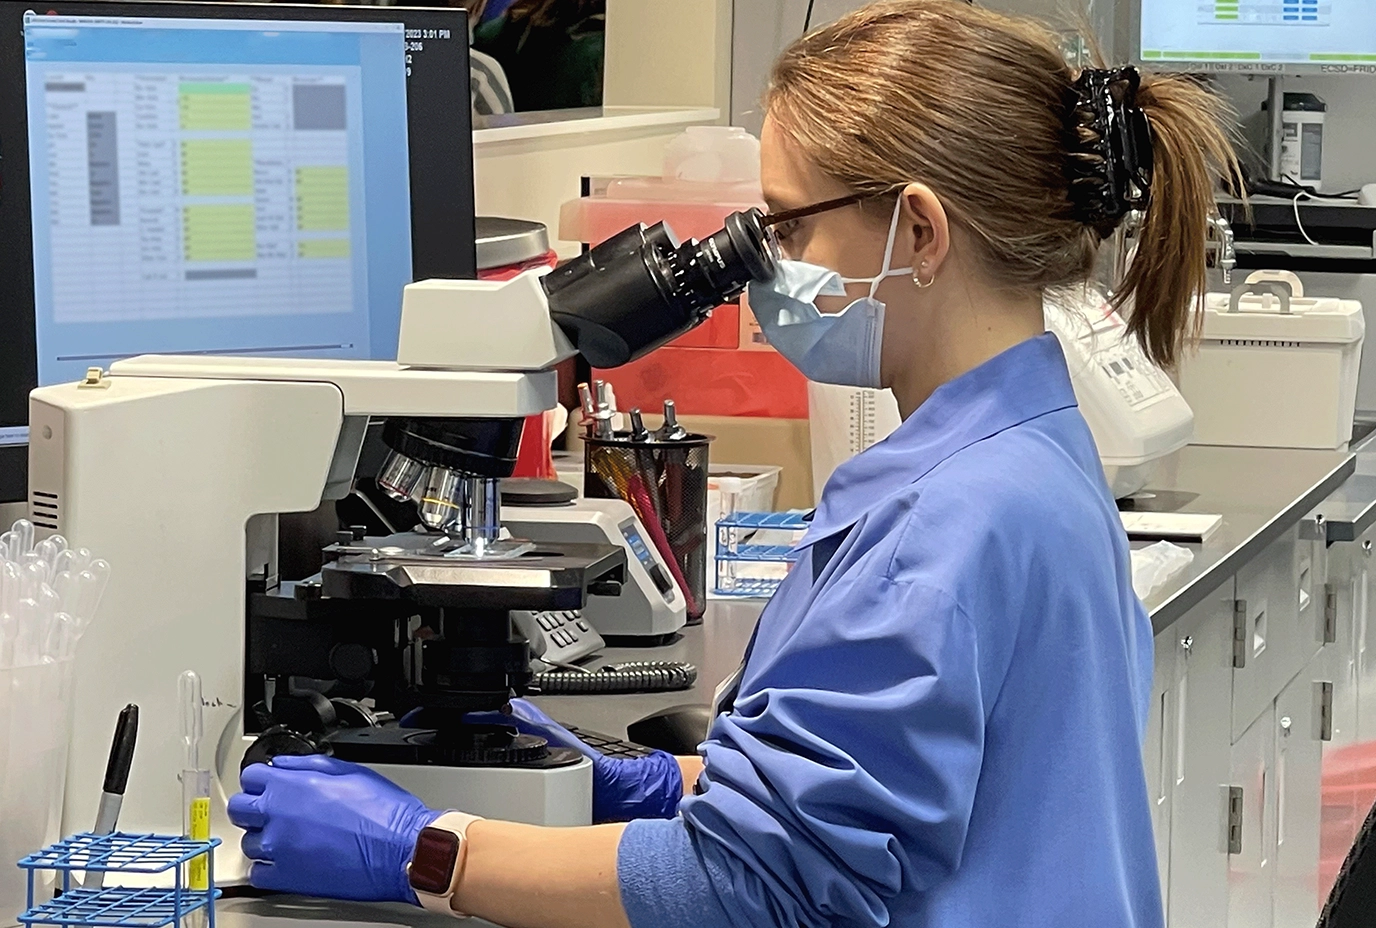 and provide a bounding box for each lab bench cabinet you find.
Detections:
[1146,525,1339,928]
